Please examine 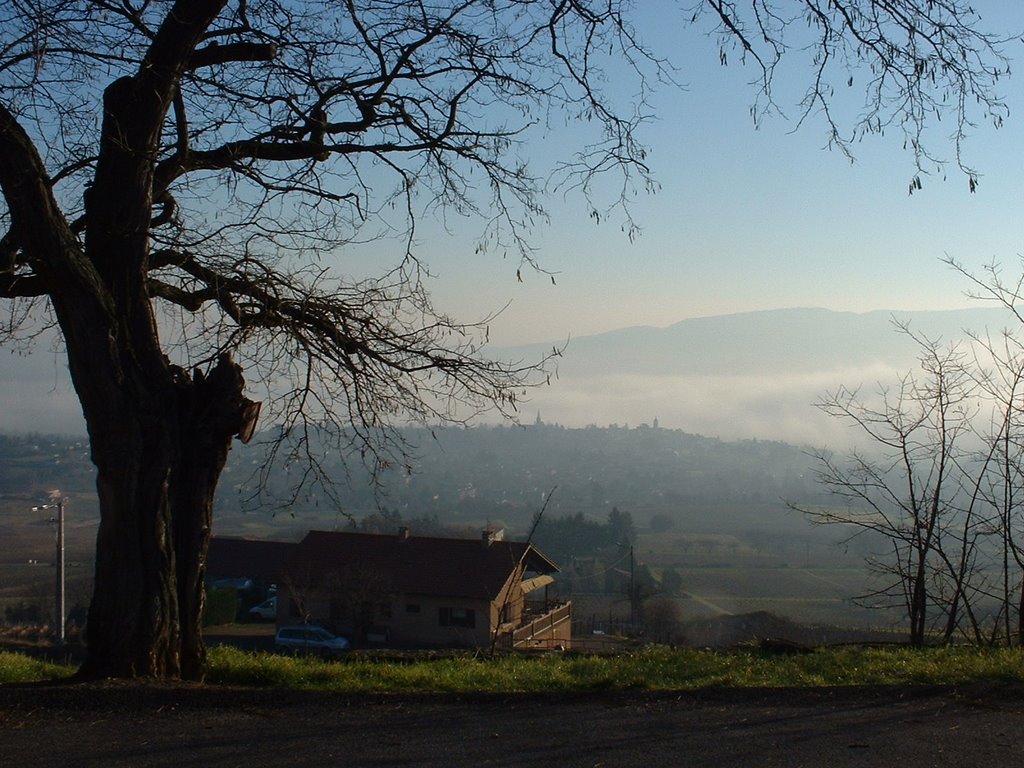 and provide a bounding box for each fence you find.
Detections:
[504,602,572,650]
